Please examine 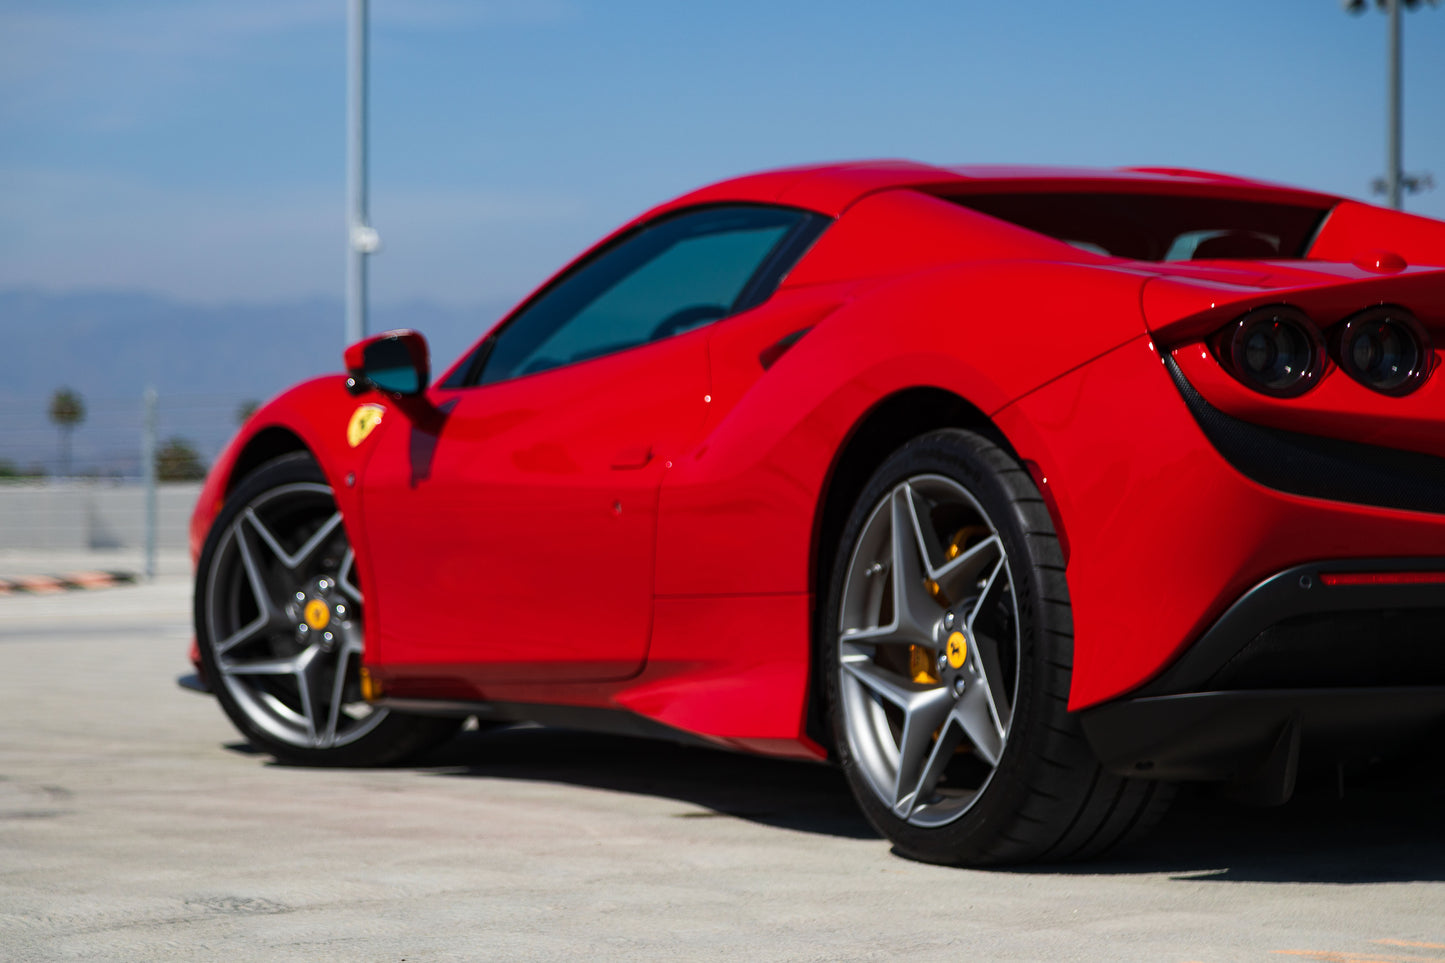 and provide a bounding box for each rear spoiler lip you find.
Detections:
[1140,265,1445,346]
